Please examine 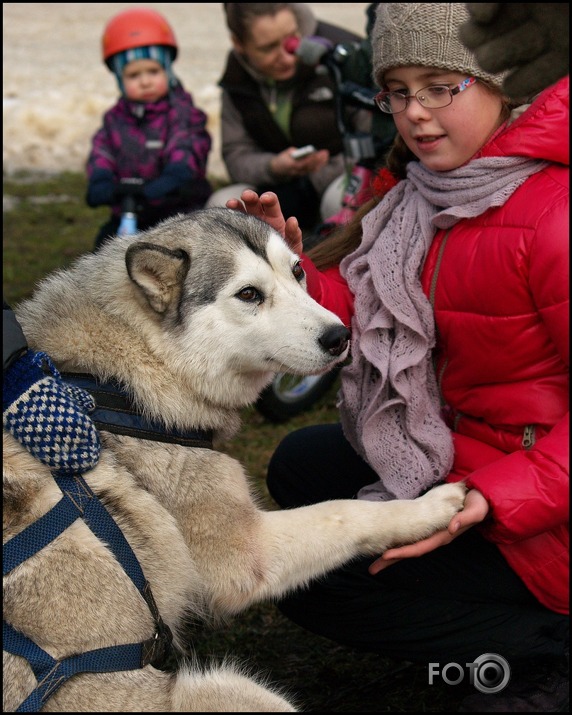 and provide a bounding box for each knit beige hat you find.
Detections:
[372,3,506,89]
